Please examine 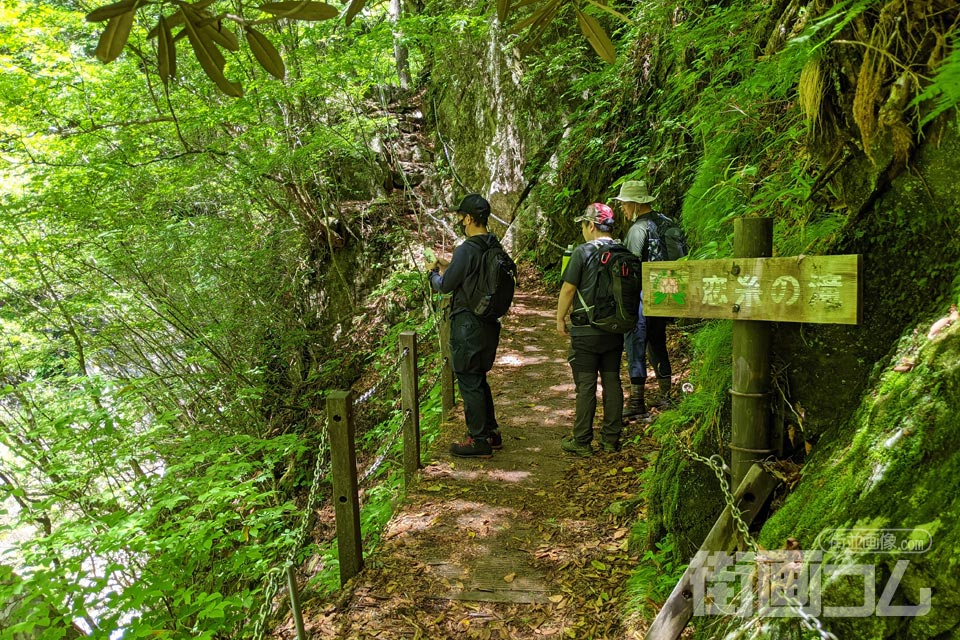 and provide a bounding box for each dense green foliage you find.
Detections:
[3,0,959,636]
[0,0,447,636]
